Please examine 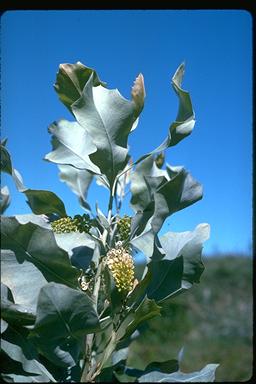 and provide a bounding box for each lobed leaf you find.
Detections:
[54,61,106,113]
[71,73,143,187]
